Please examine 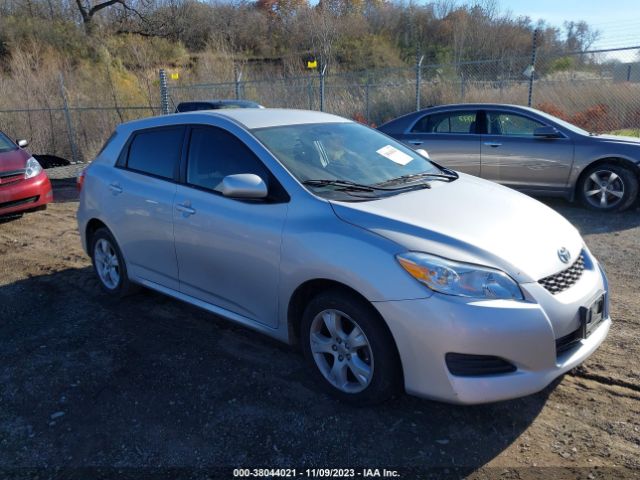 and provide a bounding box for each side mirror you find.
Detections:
[416,148,430,159]
[17,139,28,148]
[216,173,268,199]
[533,126,562,138]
